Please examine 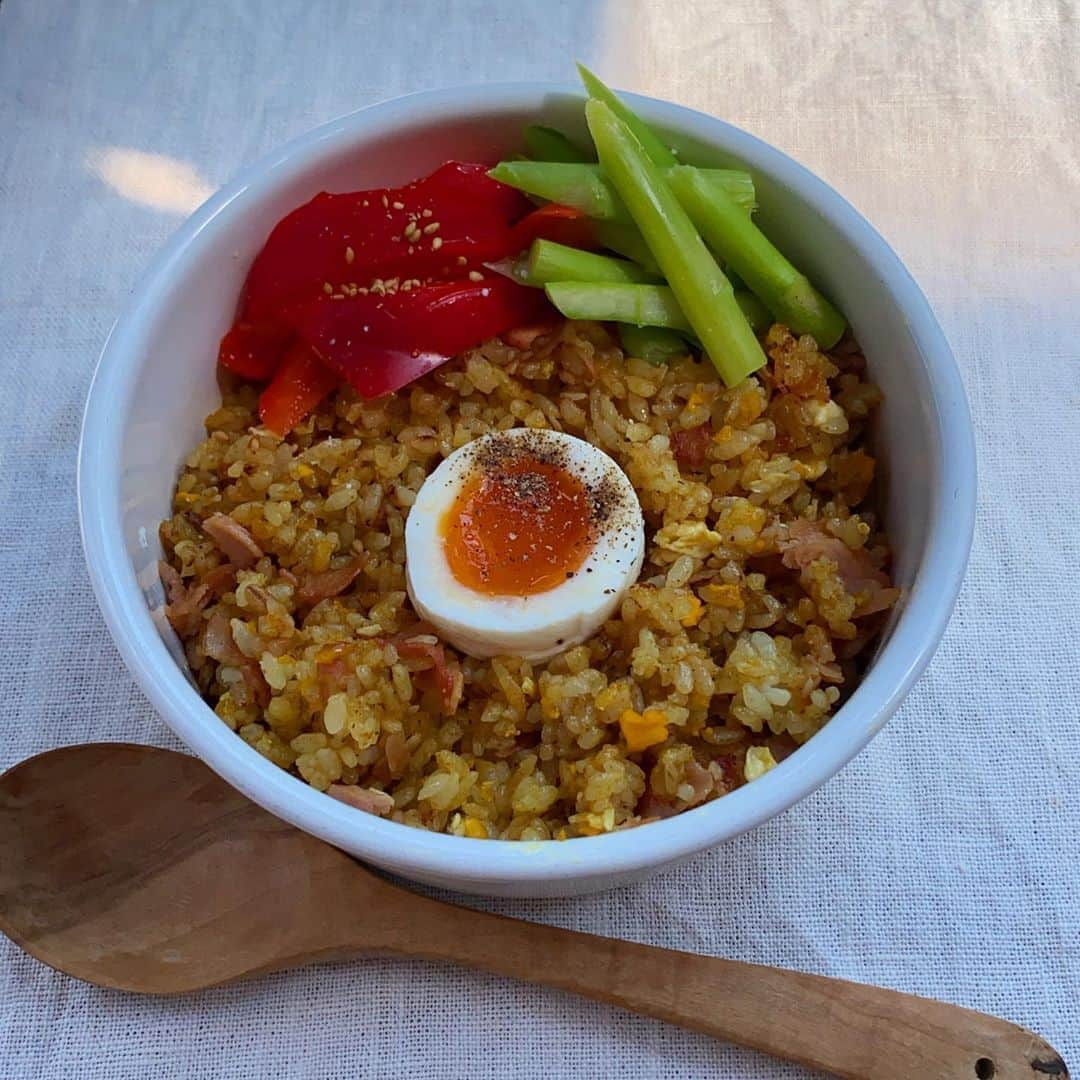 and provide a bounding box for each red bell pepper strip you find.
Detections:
[258,341,339,435]
[509,204,598,252]
[218,321,293,380]
[288,277,553,399]
[241,162,532,321]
